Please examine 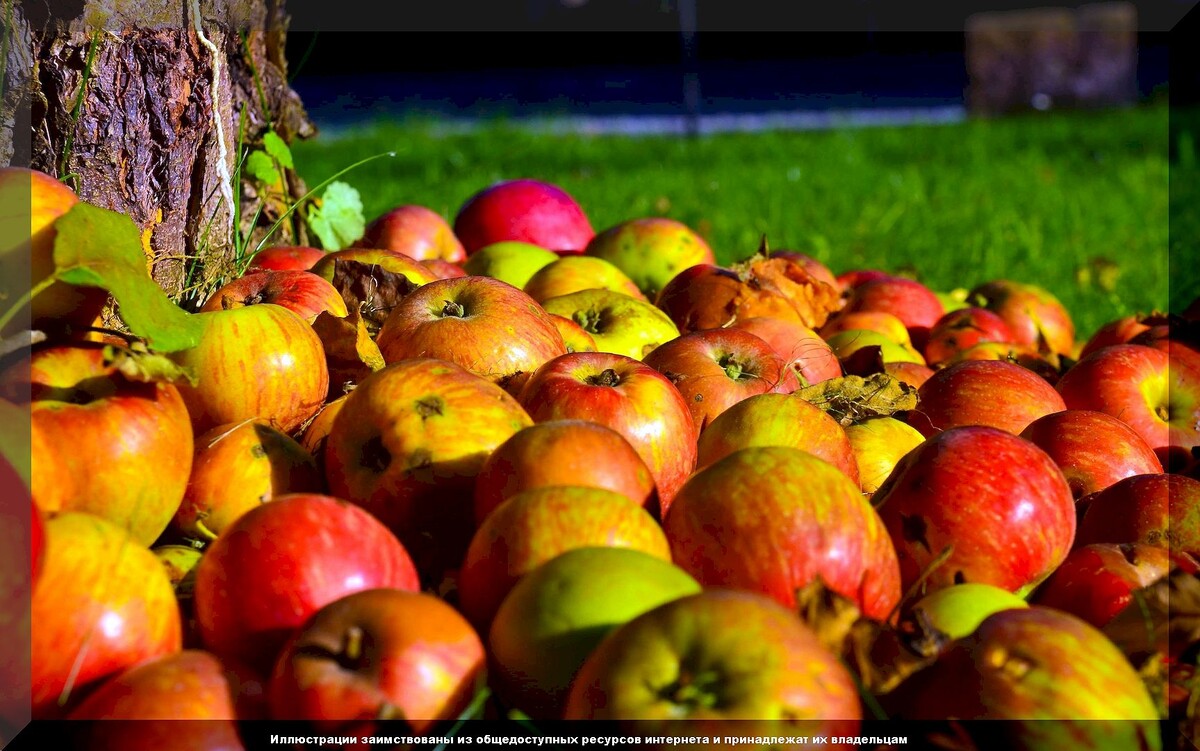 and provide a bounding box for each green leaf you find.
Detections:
[261,130,294,170]
[307,181,365,251]
[52,203,206,352]
[244,150,279,185]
